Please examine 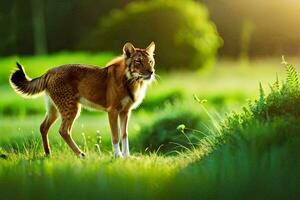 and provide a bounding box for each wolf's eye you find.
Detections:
[149,60,153,65]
